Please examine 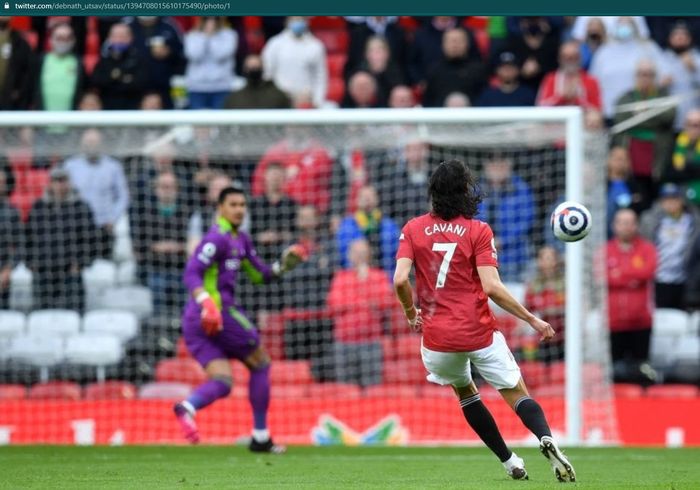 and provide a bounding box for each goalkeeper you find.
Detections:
[175,185,306,453]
